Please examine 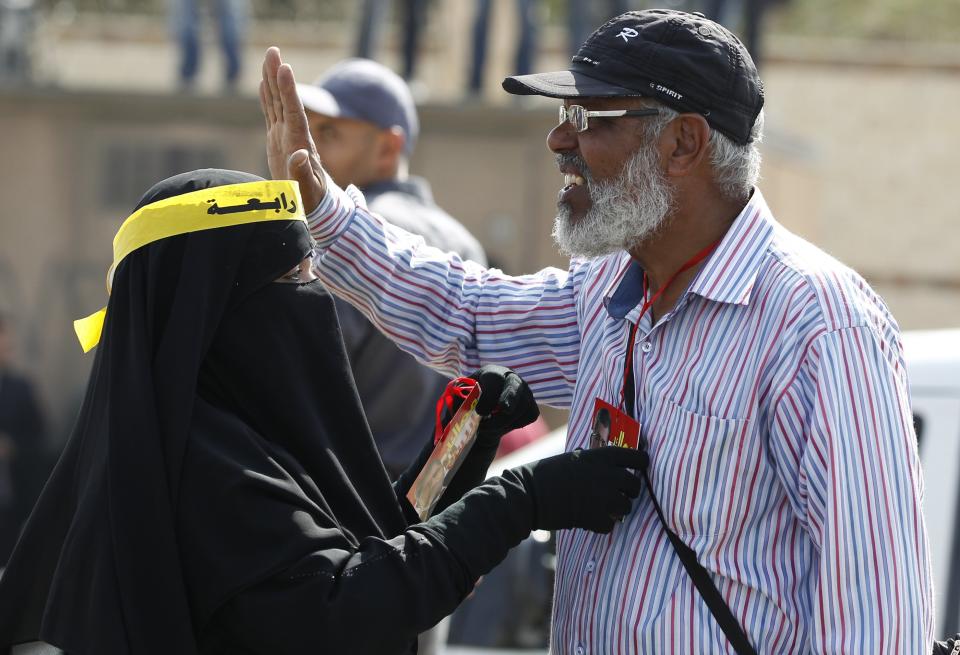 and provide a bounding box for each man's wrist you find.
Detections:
[305,170,359,250]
